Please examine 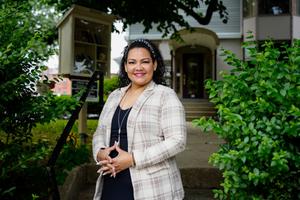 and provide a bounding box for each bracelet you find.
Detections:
[131,152,136,167]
